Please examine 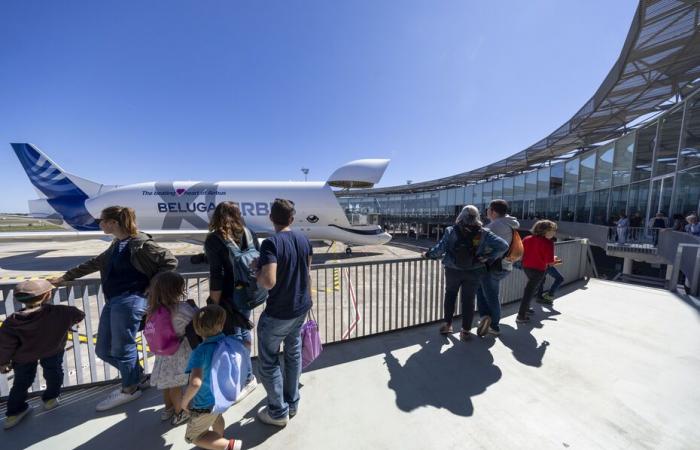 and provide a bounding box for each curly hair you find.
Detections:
[209,201,245,244]
[531,220,558,237]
